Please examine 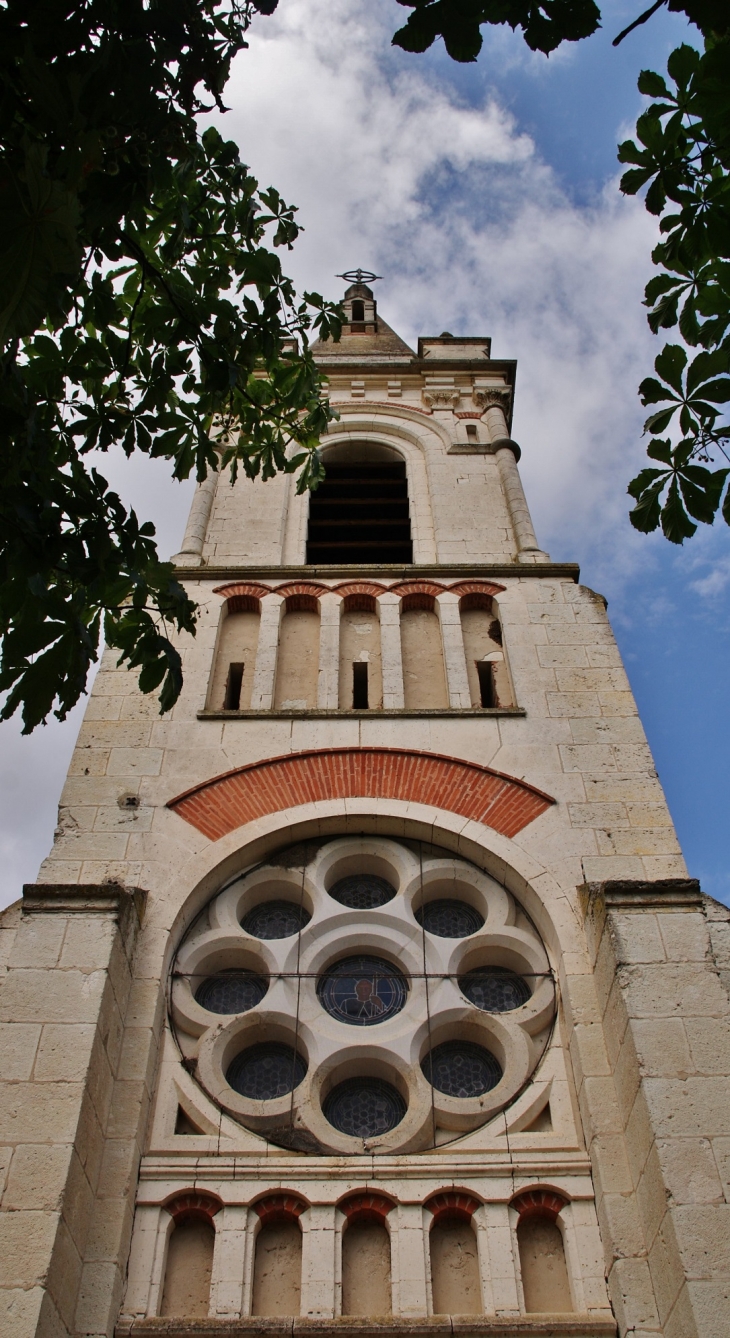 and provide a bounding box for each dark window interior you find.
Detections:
[351,299,365,322]
[307,461,412,564]
[352,662,369,709]
[224,662,244,710]
[476,661,495,708]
